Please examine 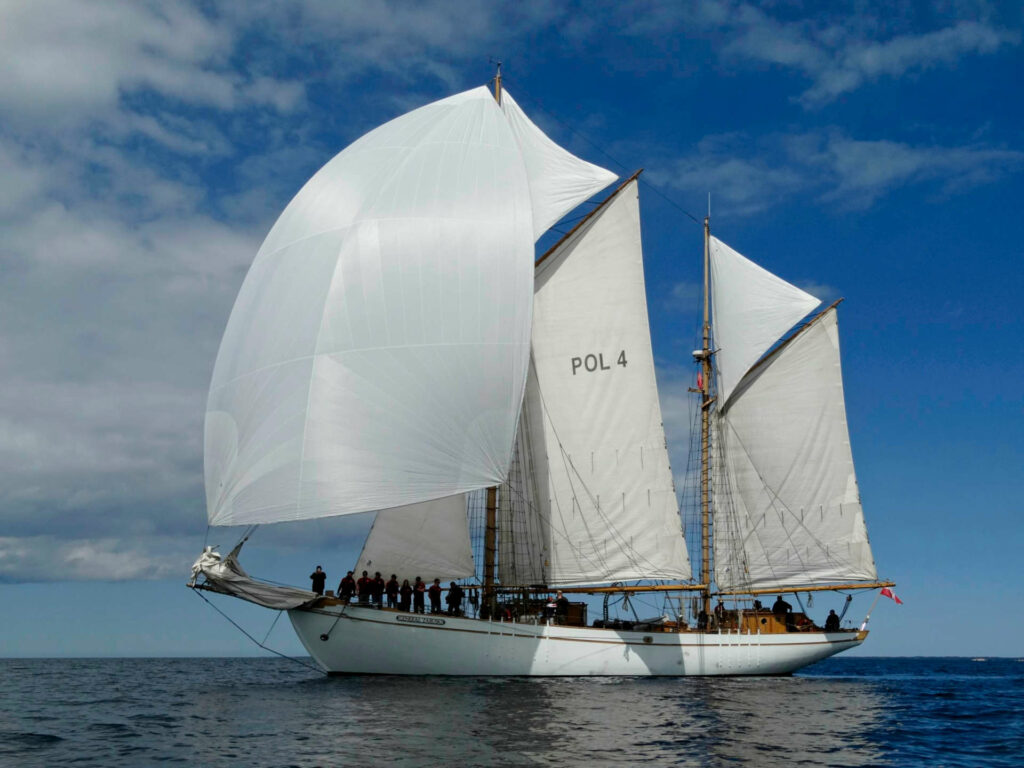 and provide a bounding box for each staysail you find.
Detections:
[355,495,476,584]
[712,307,877,591]
[511,178,691,585]
[709,236,820,404]
[205,87,615,527]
